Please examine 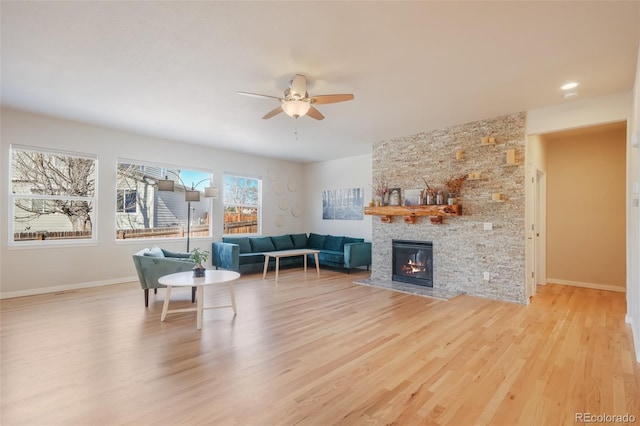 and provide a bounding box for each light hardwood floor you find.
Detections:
[1,269,639,425]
